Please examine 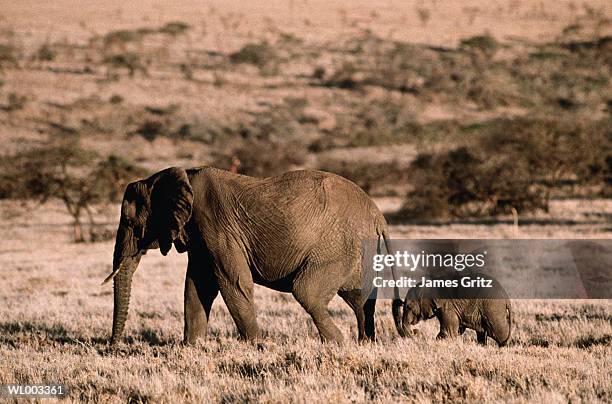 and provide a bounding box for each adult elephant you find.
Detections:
[103,166,395,345]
